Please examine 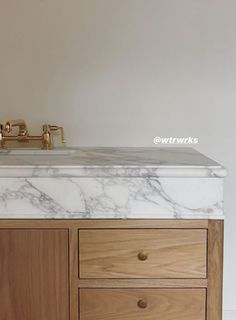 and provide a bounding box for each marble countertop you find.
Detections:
[0,147,226,220]
[0,147,227,177]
